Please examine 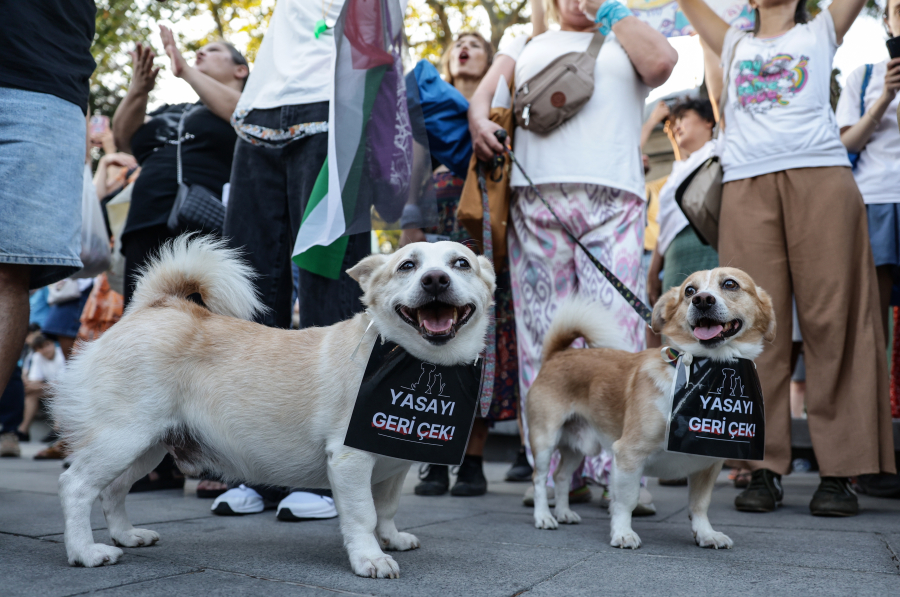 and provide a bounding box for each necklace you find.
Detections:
[314,0,338,39]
